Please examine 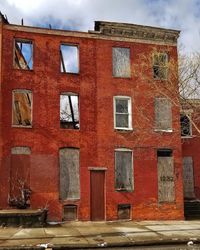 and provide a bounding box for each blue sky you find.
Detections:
[1,0,200,53]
